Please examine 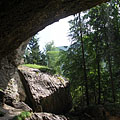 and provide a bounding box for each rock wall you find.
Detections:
[0,39,29,102]
[4,71,26,105]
